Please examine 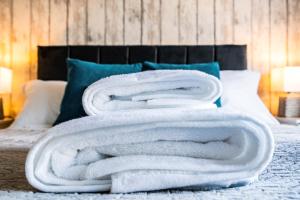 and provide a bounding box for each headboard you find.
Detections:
[38,45,247,80]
